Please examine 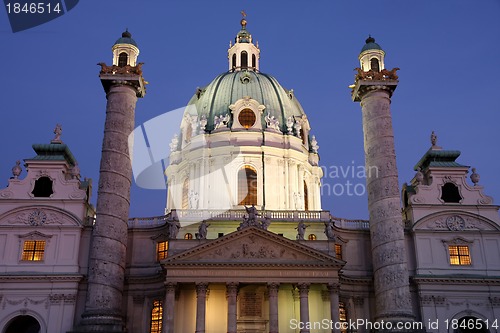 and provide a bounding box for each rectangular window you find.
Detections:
[157,241,168,261]
[150,300,163,333]
[339,301,347,333]
[449,245,471,265]
[22,240,46,261]
[335,244,342,260]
